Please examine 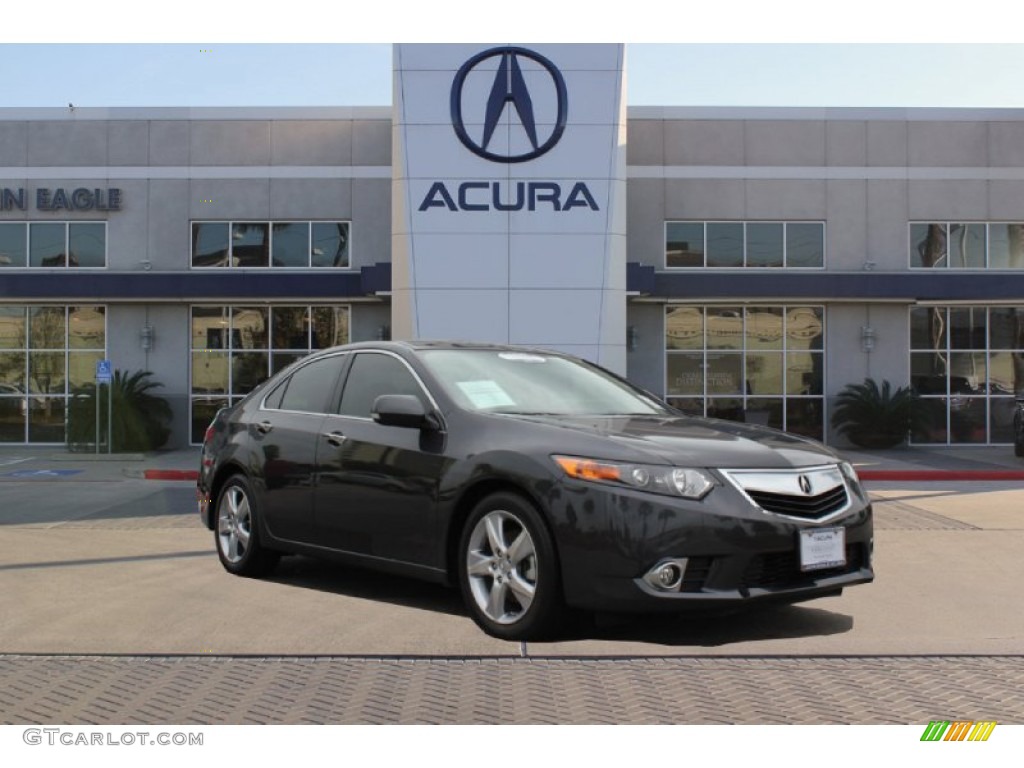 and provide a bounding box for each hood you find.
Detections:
[510,413,838,469]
